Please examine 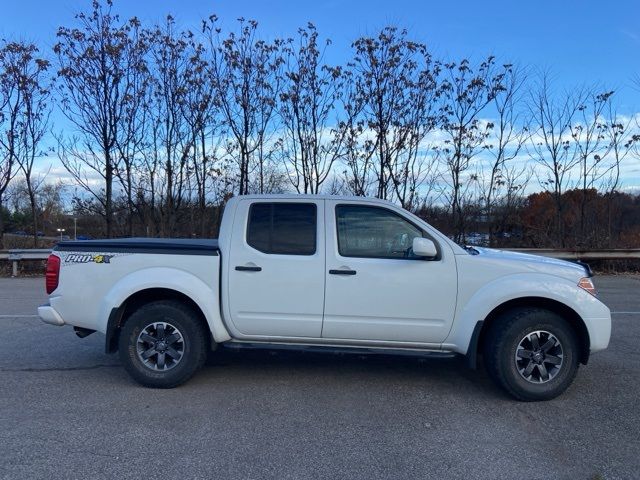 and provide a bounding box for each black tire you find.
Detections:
[483,308,580,401]
[118,300,208,388]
